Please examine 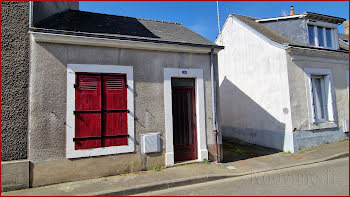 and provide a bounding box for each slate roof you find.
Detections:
[31,9,221,49]
[231,14,348,52]
[338,33,349,50]
[231,14,298,45]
